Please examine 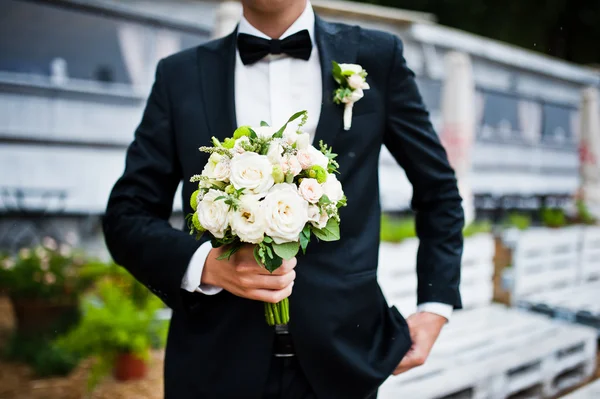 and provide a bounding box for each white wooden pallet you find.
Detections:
[379,305,597,399]
[561,379,600,399]
[580,226,600,282]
